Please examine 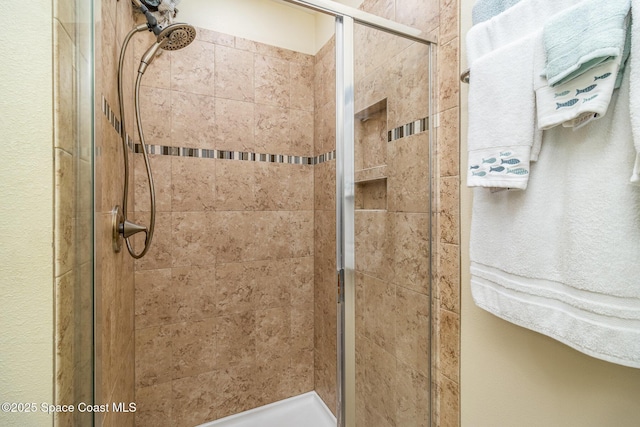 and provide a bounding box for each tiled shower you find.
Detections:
[86,0,461,426]
[129,27,317,426]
